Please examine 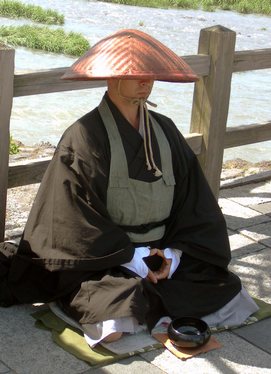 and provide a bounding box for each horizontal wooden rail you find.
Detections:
[225,121,271,148]
[13,55,211,97]
[12,48,271,98]
[8,157,51,188]
[10,121,271,189]
[13,69,107,97]
[8,133,203,188]
[233,48,271,72]
[11,123,271,188]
